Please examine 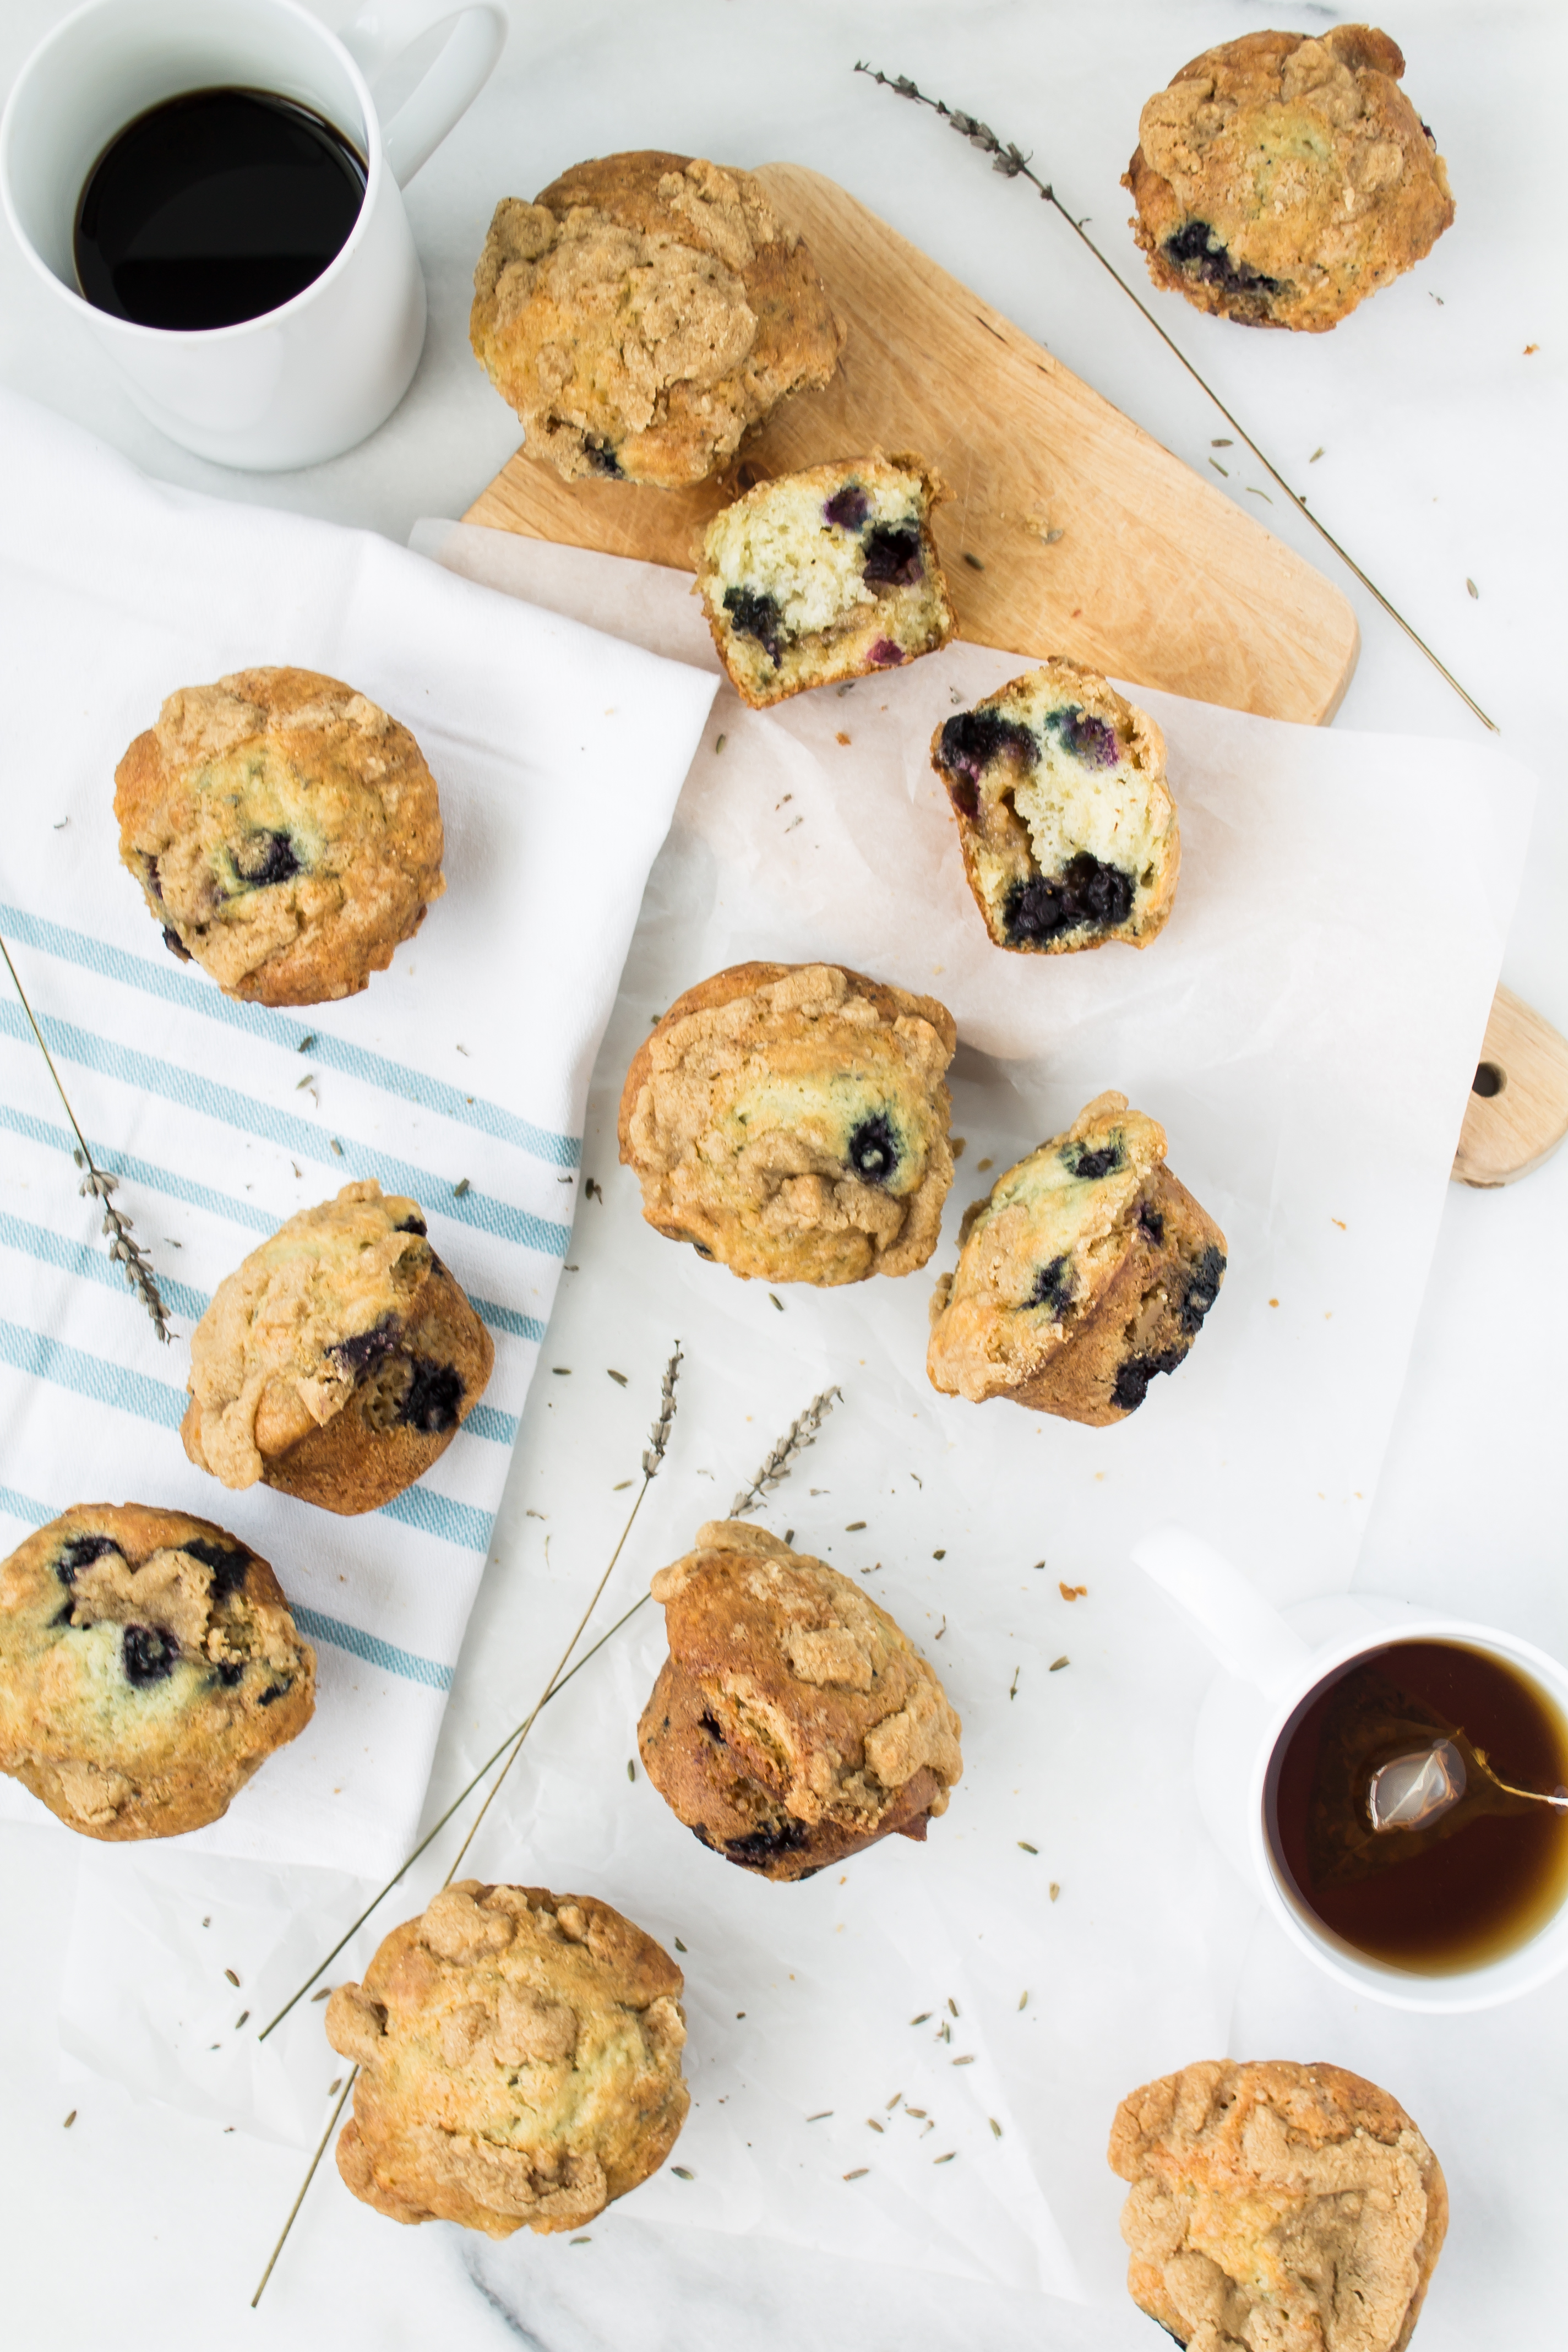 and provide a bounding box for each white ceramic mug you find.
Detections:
[1131,1524,1568,2013]
[1,0,507,469]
